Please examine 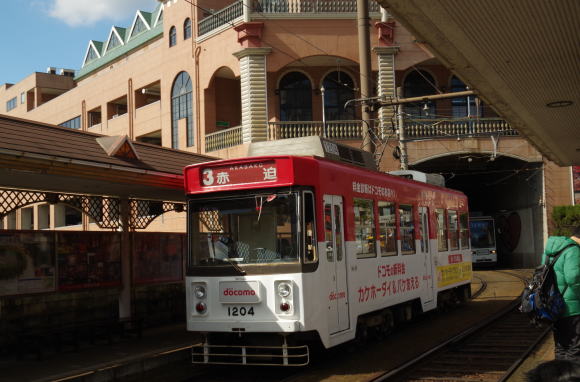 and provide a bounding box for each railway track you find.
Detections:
[372,270,549,382]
